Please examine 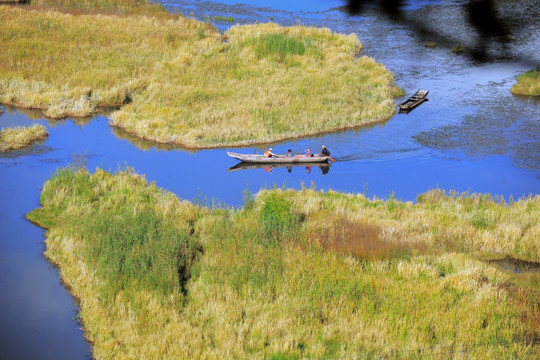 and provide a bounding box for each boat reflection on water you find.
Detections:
[228,162,331,175]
